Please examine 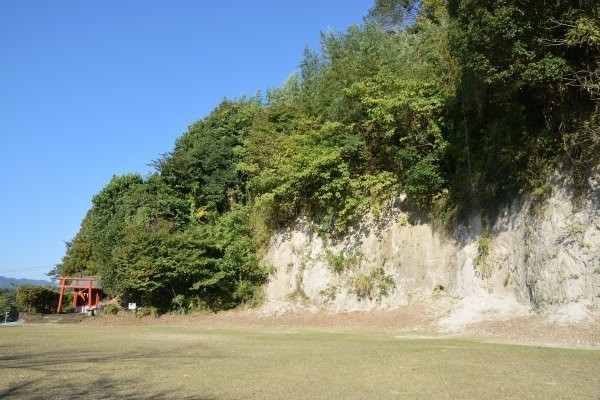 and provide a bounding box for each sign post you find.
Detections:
[128,303,137,315]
